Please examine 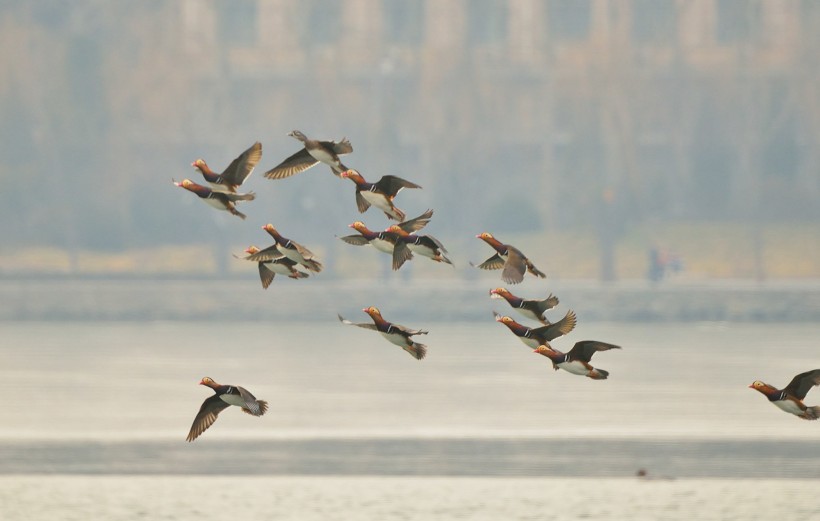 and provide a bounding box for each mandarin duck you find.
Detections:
[235,246,309,289]
[489,288,559,325]
[338,306,428,360]
[387,225,453,266]
[534,341,621,380]
[339,169,421,221]
[261,224,323,273]
[750,369,820,420]
[339,222,412,271]
[338,209,434,248]
[473,232,546,284]
[494,311,577,349]
[186,377,268,442]
[191,141,261,193]
[263,130,352,179]
[173,179,255,219]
